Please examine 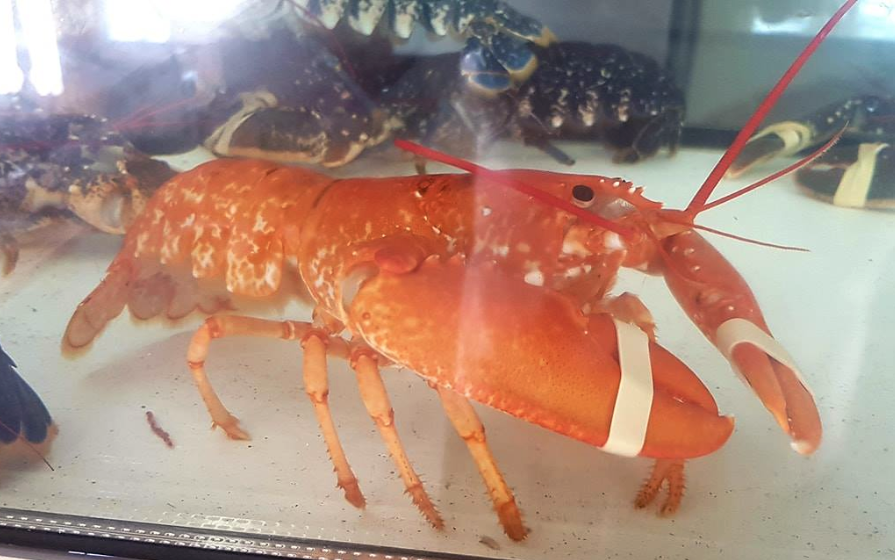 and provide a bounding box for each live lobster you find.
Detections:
[61,1,856,541]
